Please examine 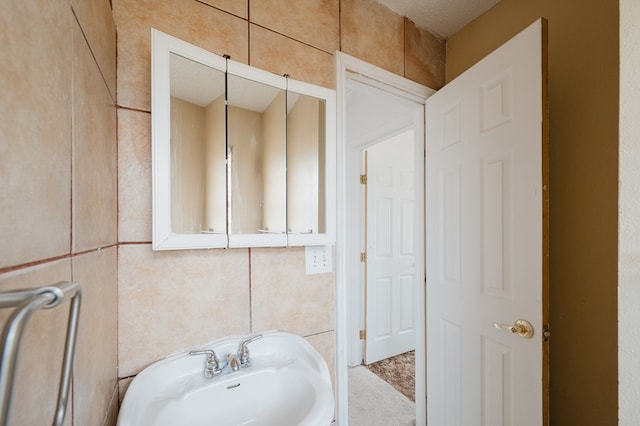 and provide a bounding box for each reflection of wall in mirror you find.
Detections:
[287,96,325,234]
[228,106,264,234]
[262,91,287,233]
[170,97,205,233]
[204,95,226,234]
